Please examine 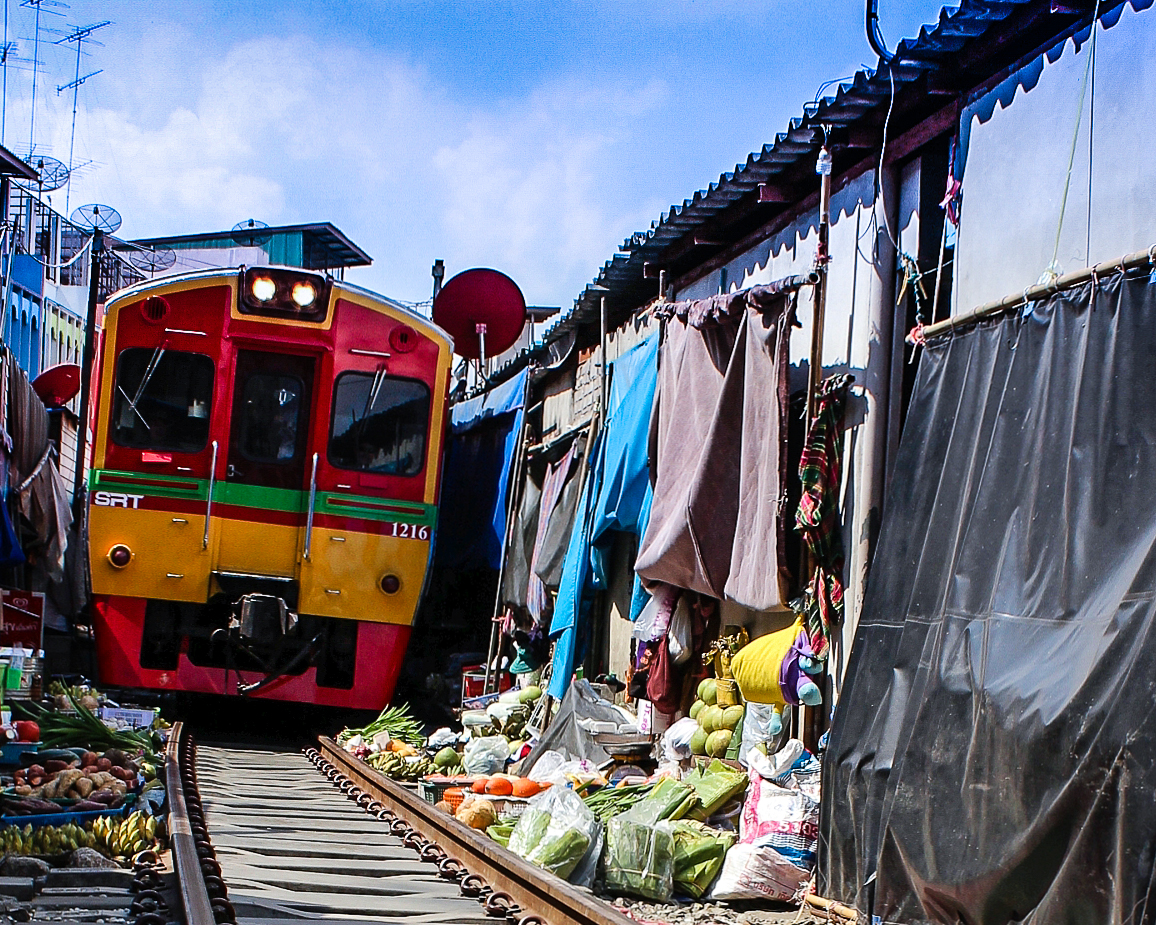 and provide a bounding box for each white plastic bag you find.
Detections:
[462,735,510,775]
[707,843,810,901]
[666,595,693,664]
[633,583,679,642]
[739,701,789,767]
[661,716,701,762]
[426,727,459,749]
